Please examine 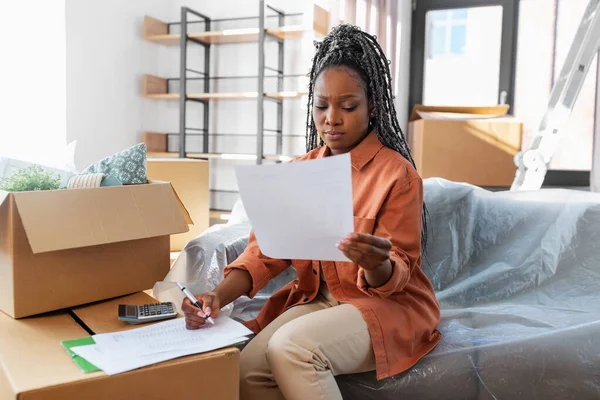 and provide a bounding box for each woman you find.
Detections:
[182,24,441,400]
